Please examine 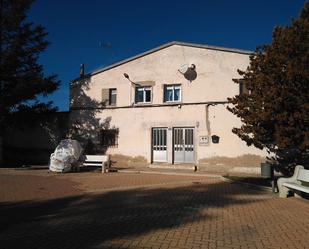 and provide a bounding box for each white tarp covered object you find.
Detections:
[49,139,83,172]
